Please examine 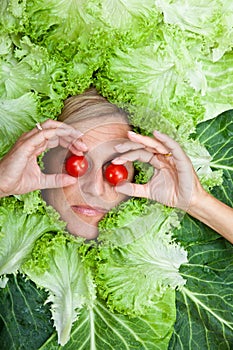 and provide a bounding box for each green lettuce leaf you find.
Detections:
[0,0,27,34]
[96,200,187,316]
[0,33,13,57]
[0,2,233,349]
[0,34,94,123]
[182,139,223,191]
[155,0,233,61]
[96,26,207,138]
[98,198,181,246]
[0,93,38,157]
[0,195,64,276]
[100,0,158,29]
[200,52,233,120]
[24,0,99,57]
[22,234,96,346]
